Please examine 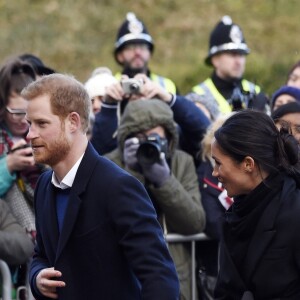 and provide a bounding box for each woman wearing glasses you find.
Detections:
[0,57,42,236]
